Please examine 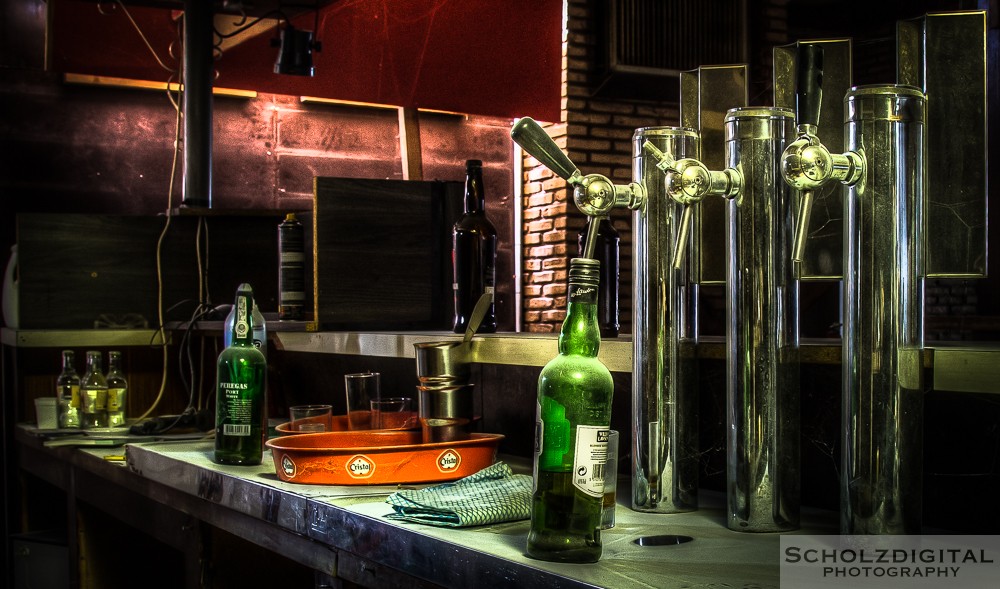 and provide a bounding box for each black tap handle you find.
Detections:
[511,117,581,183]
[795,43,824,128]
